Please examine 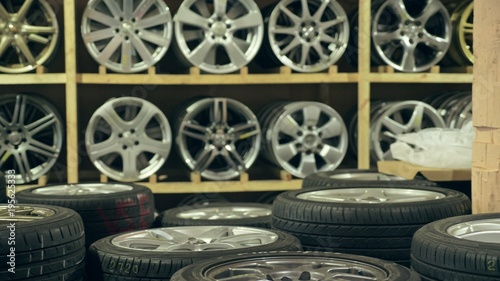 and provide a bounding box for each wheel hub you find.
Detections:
[401,21,423,44]
[8,132,23,145]
[187,237,207,245]
[121,21,134,33]
[299,22,318,41]
[6,22,20,34]
[119,131,139,148]
[211,21,227,37]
